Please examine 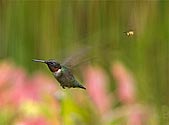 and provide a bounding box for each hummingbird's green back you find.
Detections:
[54,66,86,89]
